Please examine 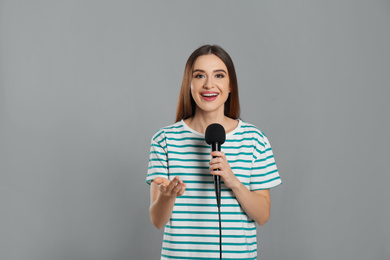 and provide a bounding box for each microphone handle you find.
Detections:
[214,175,221,208]
[211,142,222,208]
